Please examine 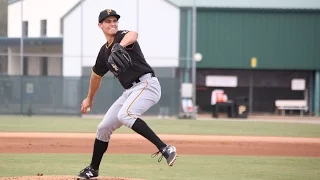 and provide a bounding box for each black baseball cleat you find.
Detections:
[152,145,177,166]
[77,165,99,180]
